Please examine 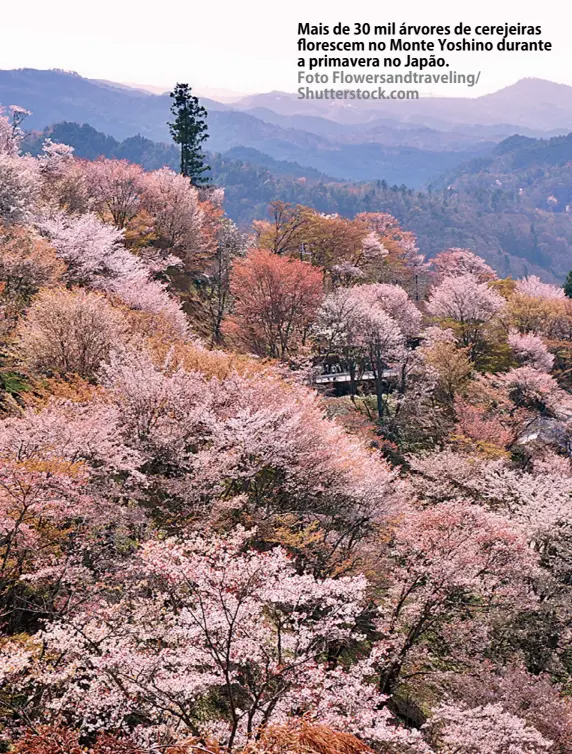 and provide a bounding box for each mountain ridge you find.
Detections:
[231,77,572,130]
[0,67,506,185]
